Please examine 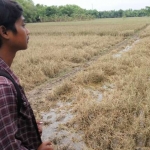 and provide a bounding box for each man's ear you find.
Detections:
[0,26,9,39]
